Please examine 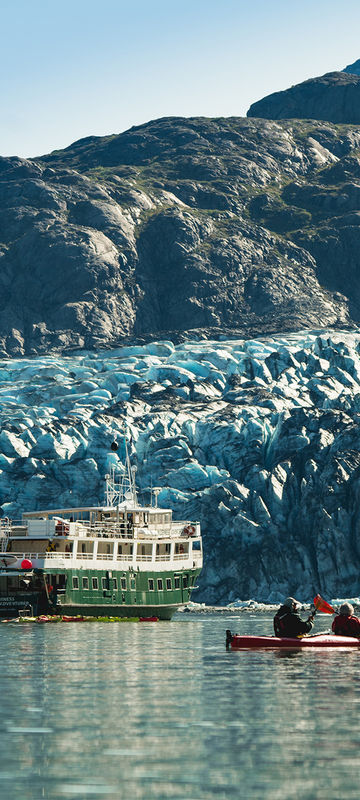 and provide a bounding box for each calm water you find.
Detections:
[1,612,360,800]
